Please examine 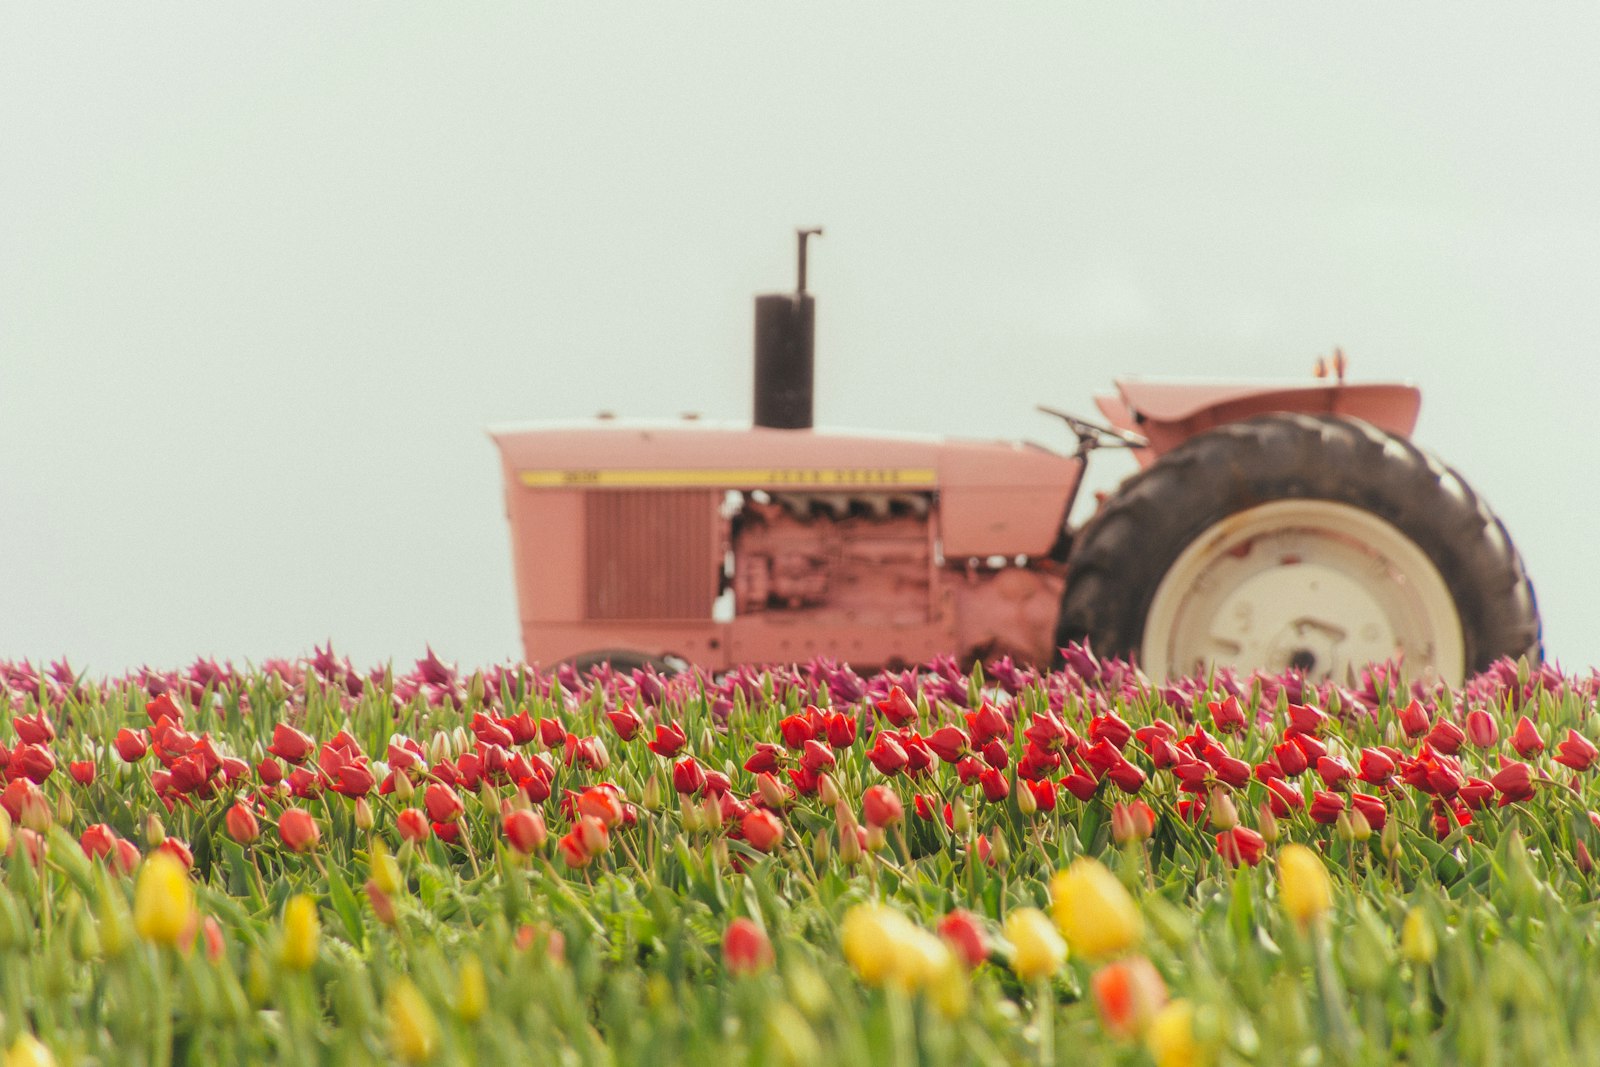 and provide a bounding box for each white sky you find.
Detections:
[3,6,1596,676]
